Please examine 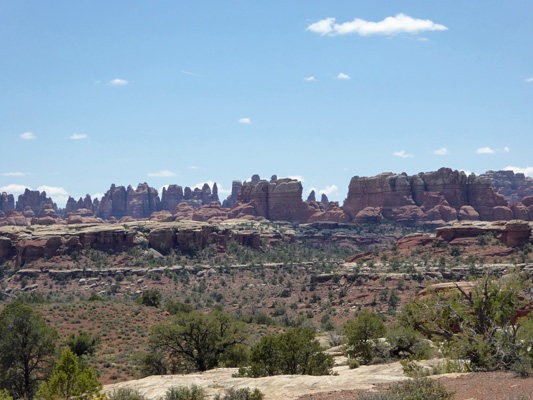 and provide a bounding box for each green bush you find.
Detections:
[164,385,206,400]
[107,388,147,400]
[344,309,386,364]
[214,387,264,400]
[239,327,333,377]
[348,359,360,369]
